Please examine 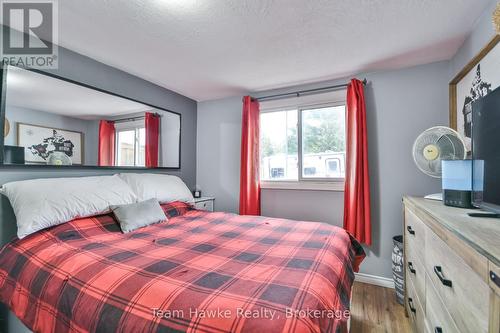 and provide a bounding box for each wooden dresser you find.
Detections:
[402,196,500,333]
